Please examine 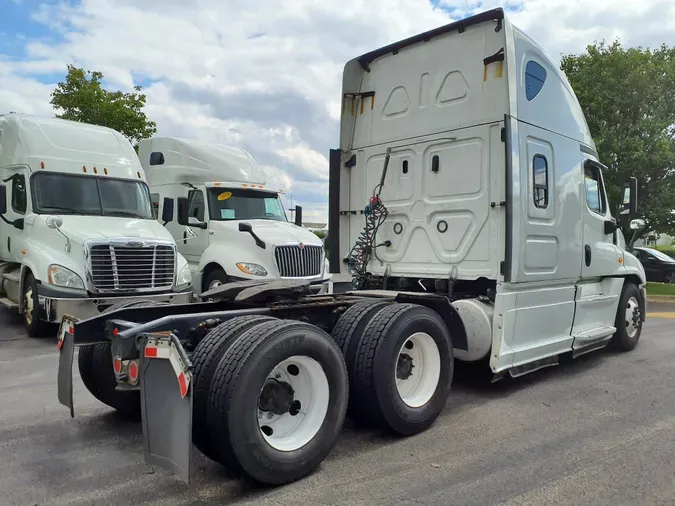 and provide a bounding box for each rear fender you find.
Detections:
[395,293,468,351]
